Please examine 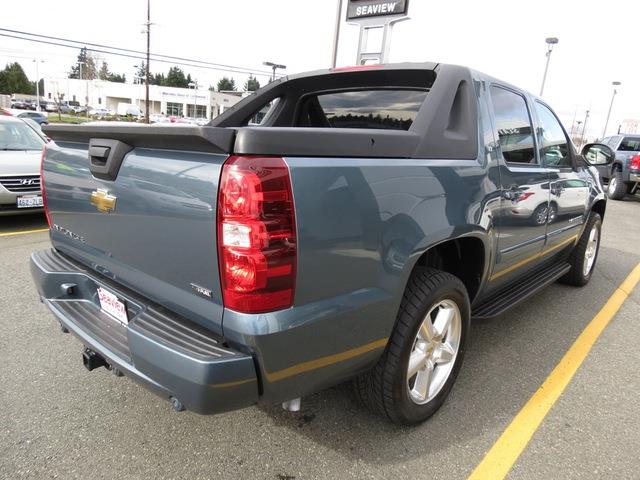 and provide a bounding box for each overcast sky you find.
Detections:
[2,0,638,139]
